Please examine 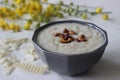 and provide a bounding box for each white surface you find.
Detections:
[0,0,120,80]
